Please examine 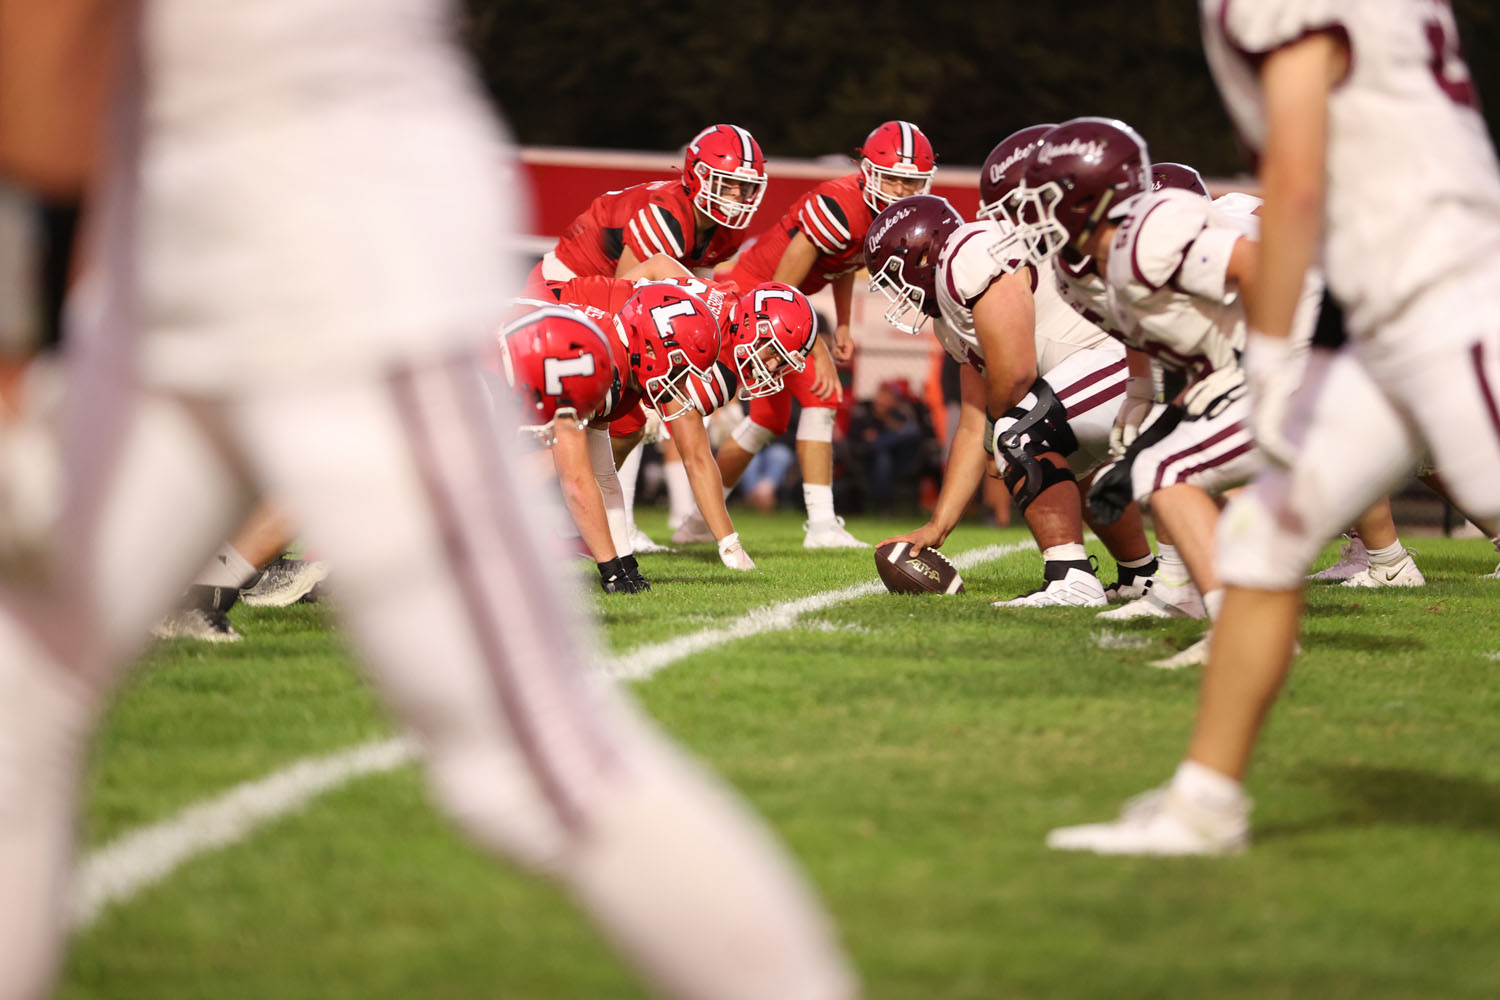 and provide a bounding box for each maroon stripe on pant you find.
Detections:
[1151,421,1249,492]
[1066,381,1126,419]
[441,357,618,772]
[1166,440,1254,490]
[1473,340,1500,449]
[390,365,588,834]
[1055,358,1127,400]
